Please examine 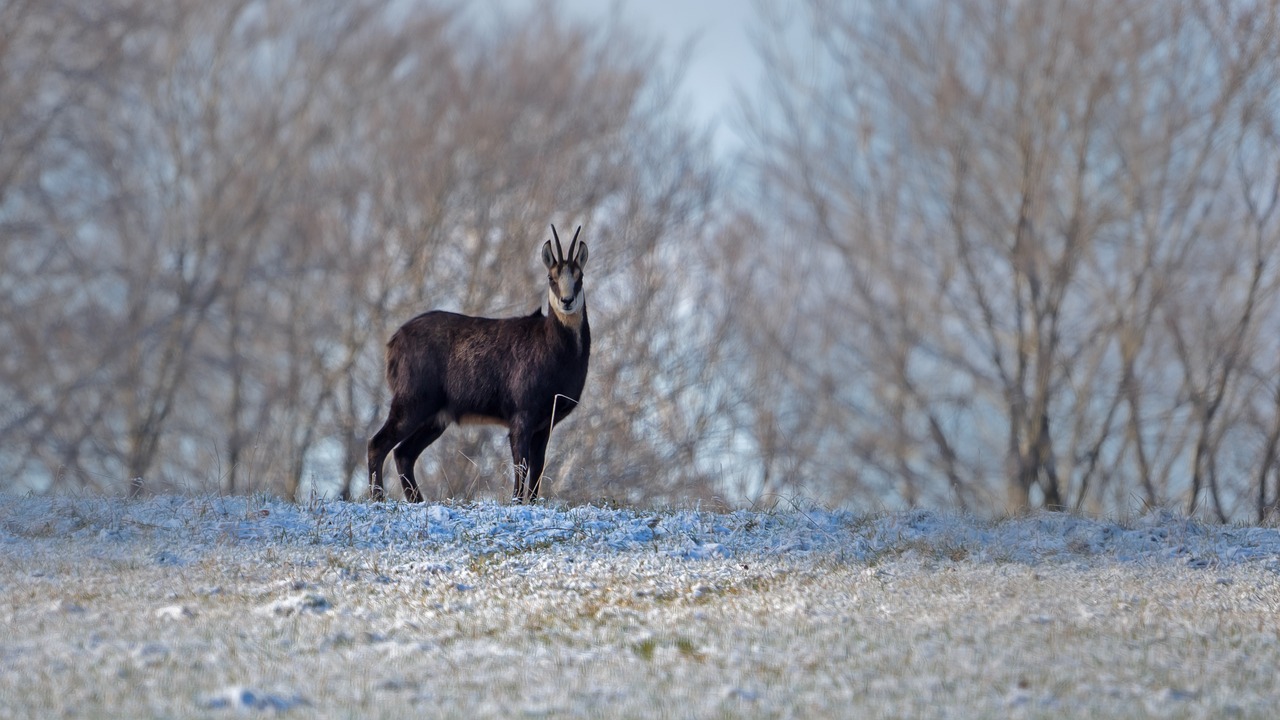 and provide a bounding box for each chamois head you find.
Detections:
[541,224,589,319]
